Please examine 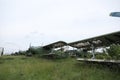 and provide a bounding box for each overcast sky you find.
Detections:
[0,0,120,54]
